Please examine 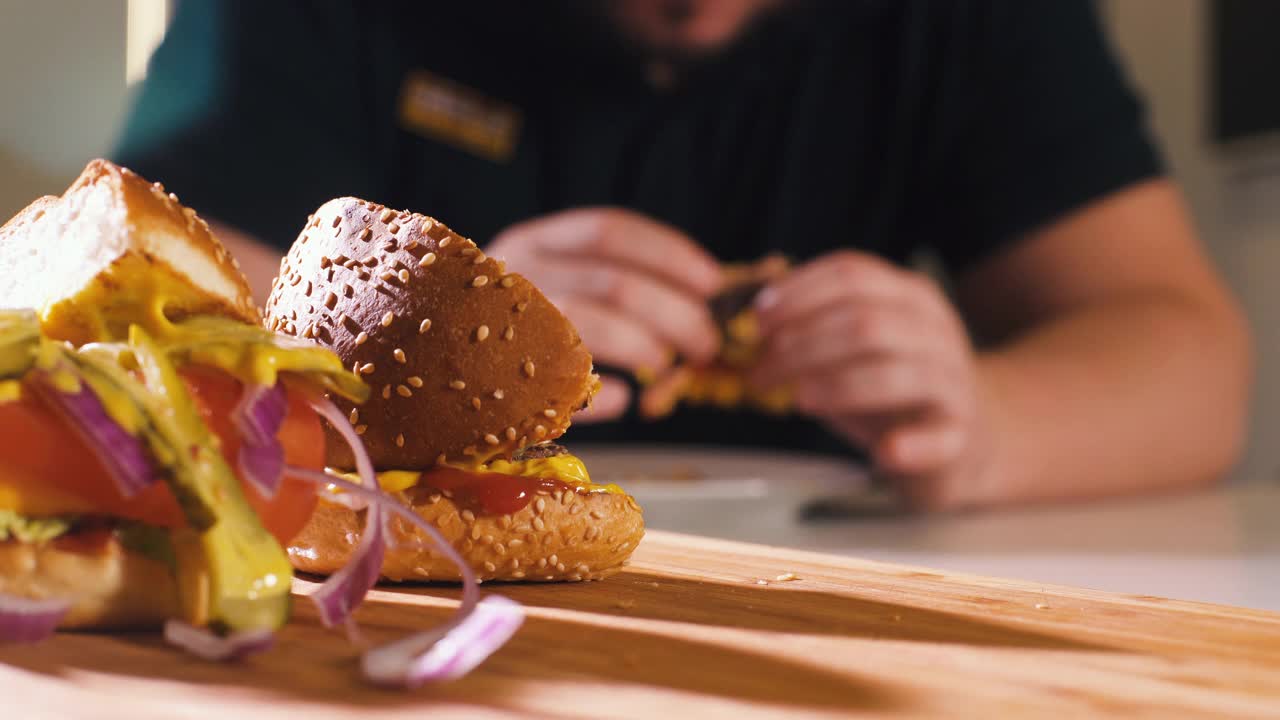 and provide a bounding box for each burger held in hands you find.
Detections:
[0,159,643,686]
